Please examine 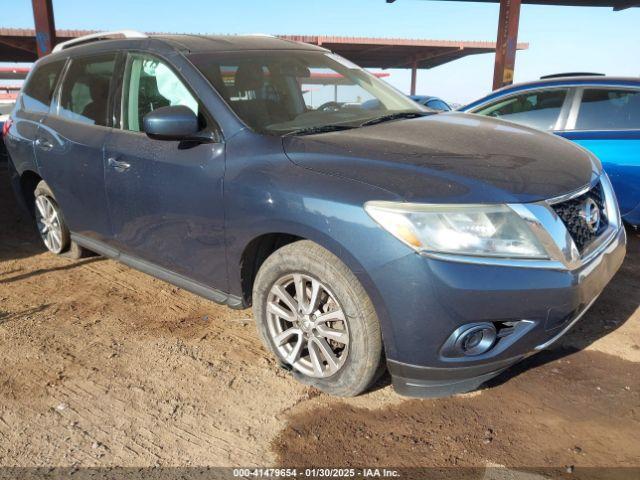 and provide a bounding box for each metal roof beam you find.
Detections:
[31,0,56,56]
